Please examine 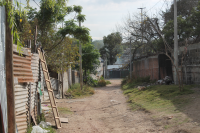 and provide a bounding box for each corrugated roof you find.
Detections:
[107,65,122,70]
